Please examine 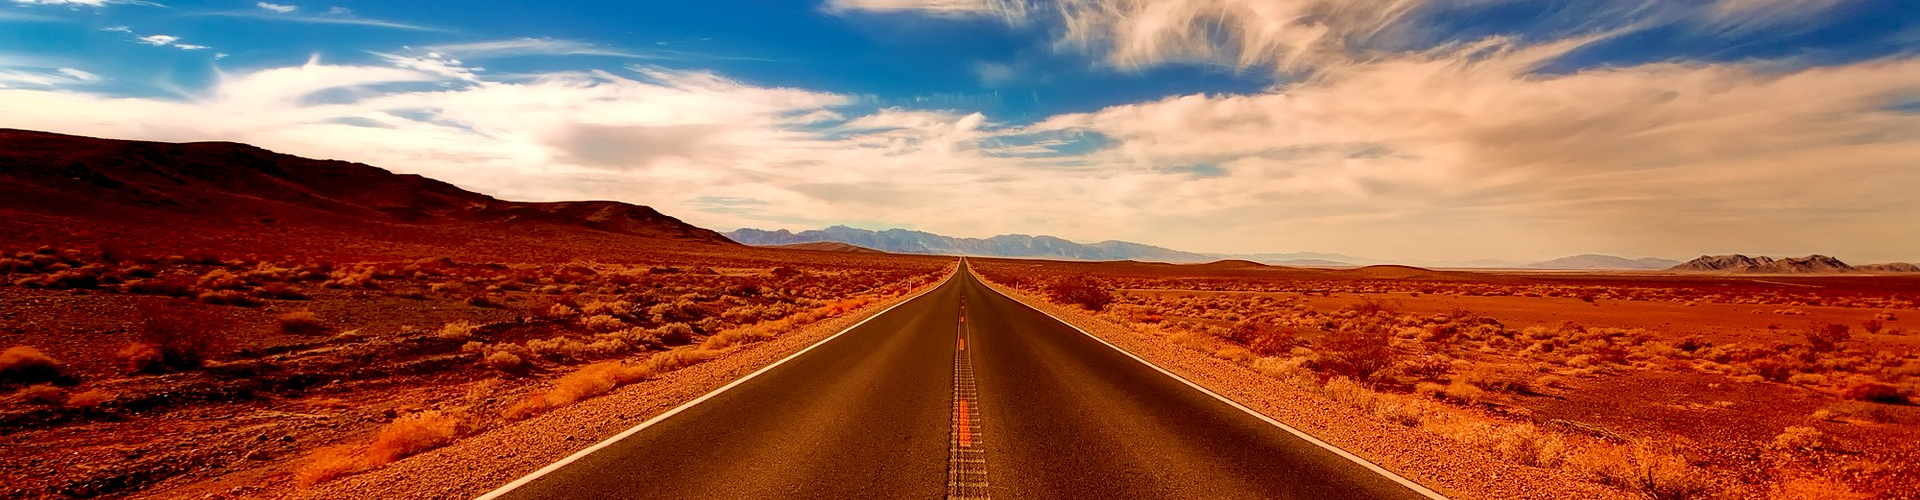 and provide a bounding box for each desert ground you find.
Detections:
[0,244,950,498]
[971,258,1920,499]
